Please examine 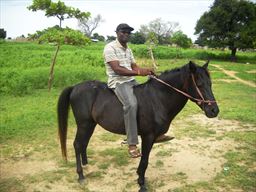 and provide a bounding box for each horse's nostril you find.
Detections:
[211,107,219,114]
